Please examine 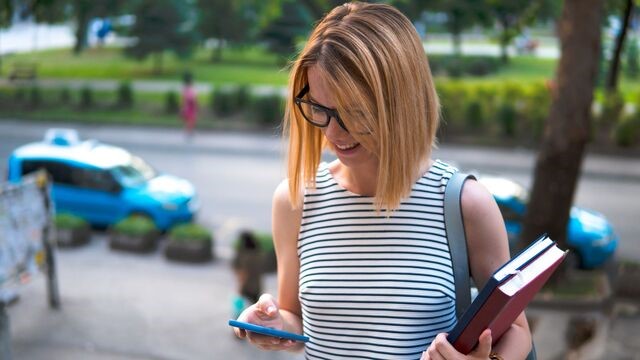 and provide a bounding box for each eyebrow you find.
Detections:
[307,92,336,110]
